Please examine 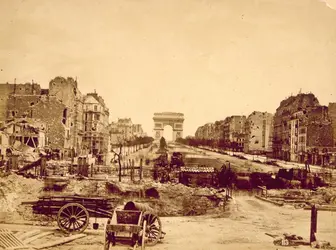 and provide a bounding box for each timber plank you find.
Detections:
[17,230,41,241]
[23,231,54,244]
[32,234,86,249]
